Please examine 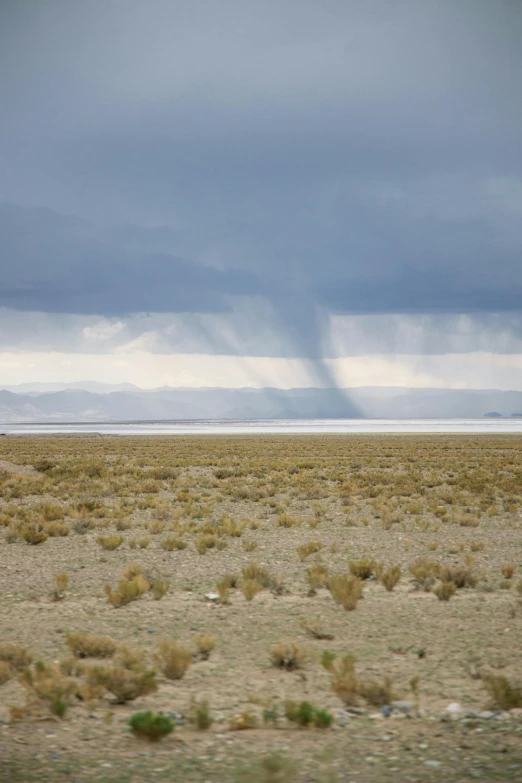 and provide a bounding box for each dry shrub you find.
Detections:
[501,563,516,579]
[433,582,457,601]
[195,533,224,554]
[229,709,259,730]
[156,639,192,680]
[52,571,69,601]
[66,631,117,659]
[148,520,166,534]
[105,574,150,607]
[188,698,213,730]
[458,514,480,528]
[326,653,394,707]
[349,558,377,580]
[296,541,323,561]
[0,661,12,685]
[328,573,363,610]
[160,535,187,551]
[379,565,401,592]
[242,562,271,586]
[44,521,70,537]
[306,562,329,591]
[122,562,145,580]
[274,513,302,528]
[97,534,124,551]
[409,558,441,582]
[22,662,77,717]
[151,579,169,600]
[269,641,307,671]
[87,664,157,704]
[439,566,477,588]
[470,541,486,552]
[242,540,258,552]
[0,643,33,671]
[193,634,216,660]
[21,525,48,545]
[482,674,522,710]
[241,578,263,601]
[128,535,151,549]
[299,617,334,640]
